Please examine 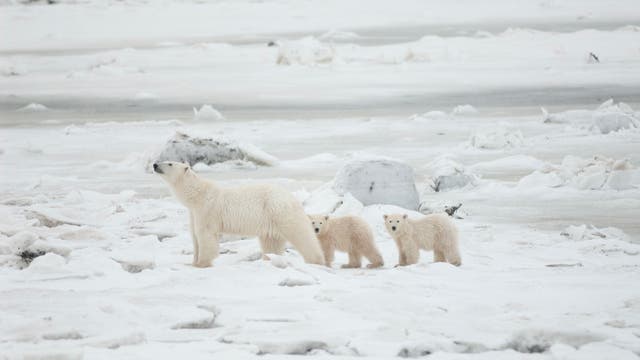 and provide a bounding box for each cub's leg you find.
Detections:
[342,250,362,268]
[319,238,335,267]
